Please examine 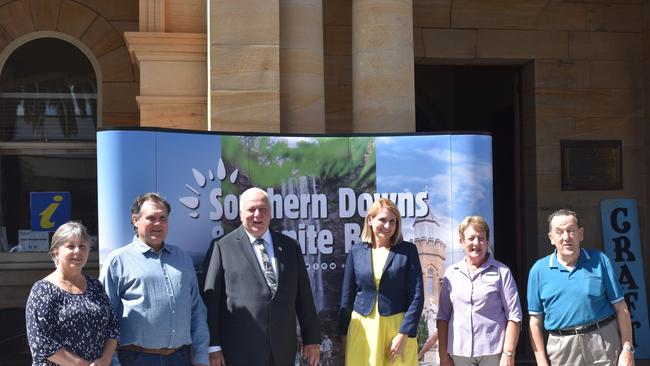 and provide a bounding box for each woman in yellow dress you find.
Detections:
[339,198,424,365]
